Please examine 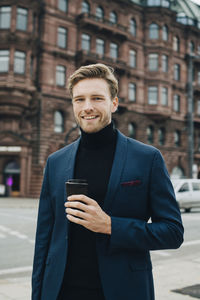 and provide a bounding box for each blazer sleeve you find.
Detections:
[32,158,54,300]
[109,150,184,252]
